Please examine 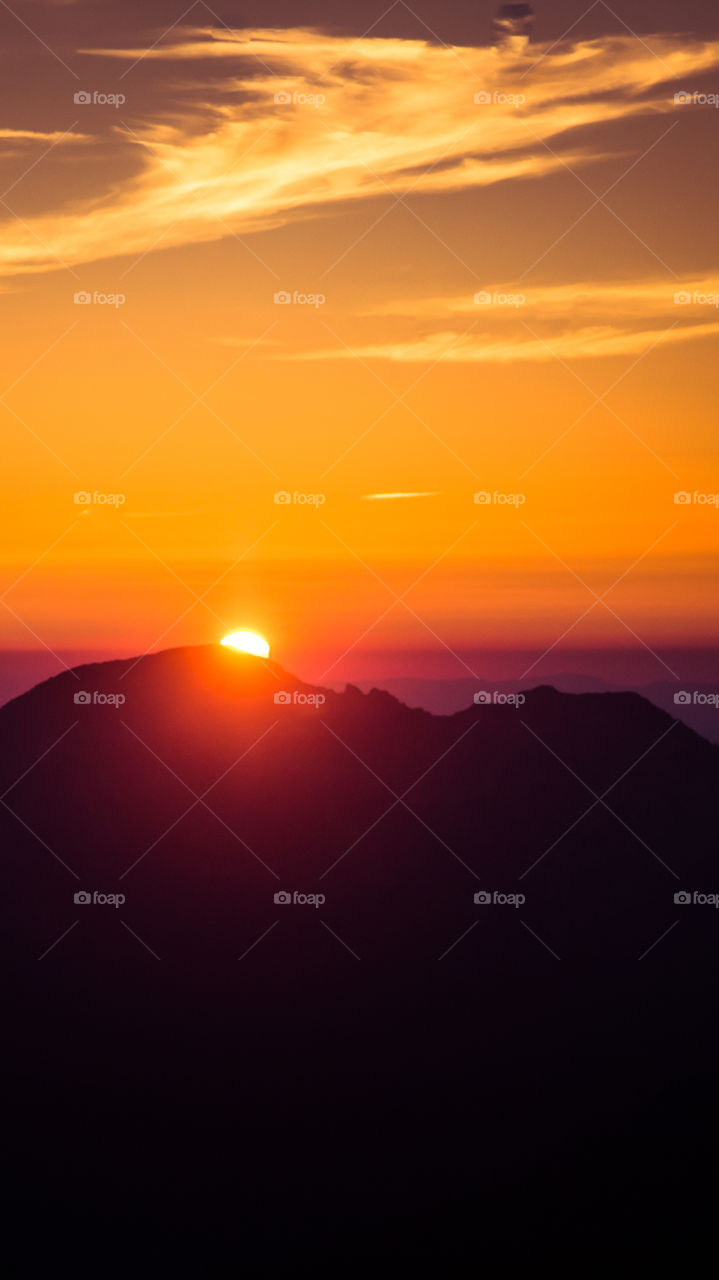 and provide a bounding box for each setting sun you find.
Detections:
[220,631,270,658]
